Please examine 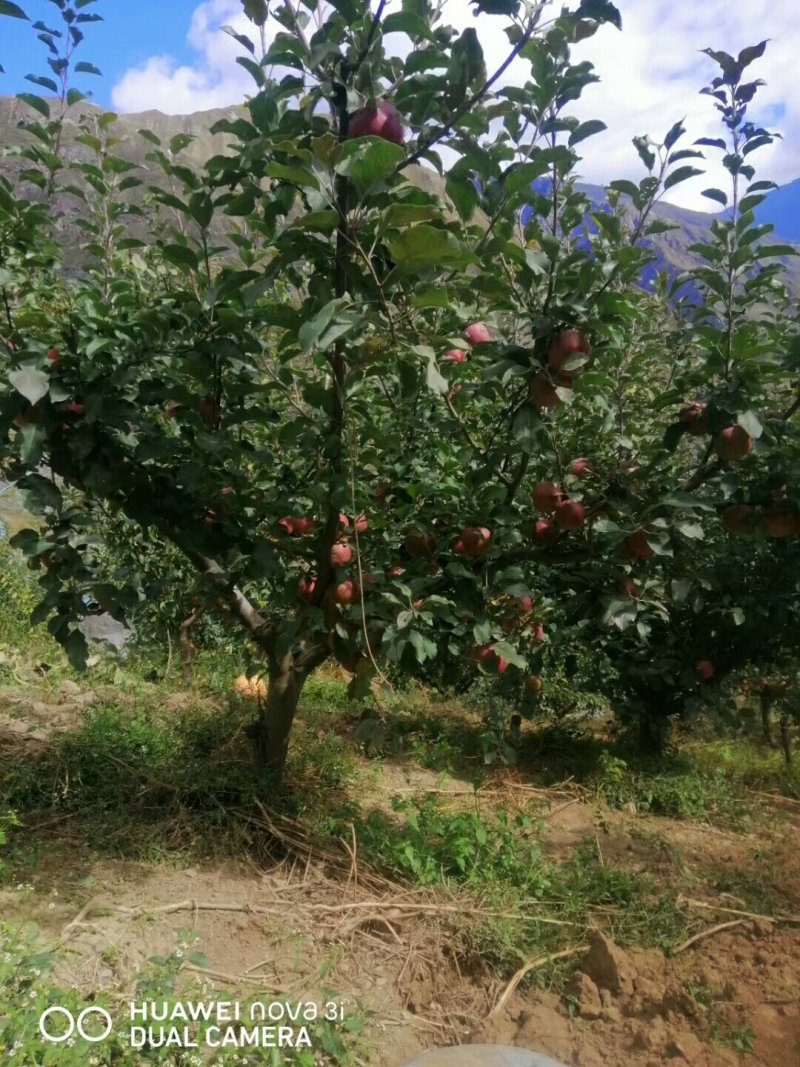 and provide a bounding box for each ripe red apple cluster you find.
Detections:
[678,403,754,463]
[453,526,492,556]
[531,328,591,411]
[532,480,587,533]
